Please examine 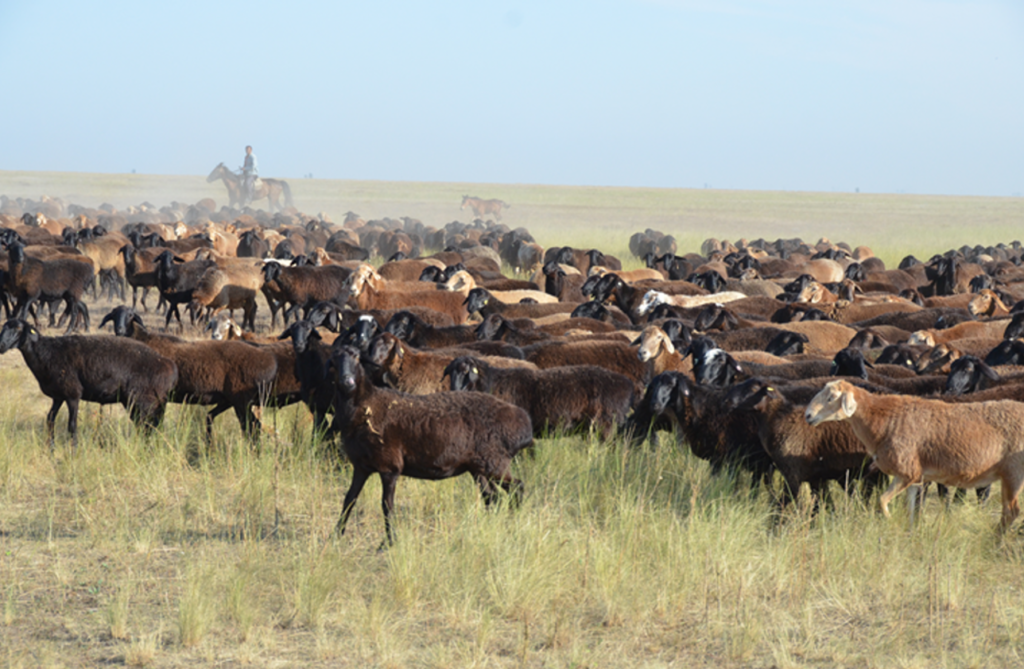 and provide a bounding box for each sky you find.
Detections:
[0,0,1021,196]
